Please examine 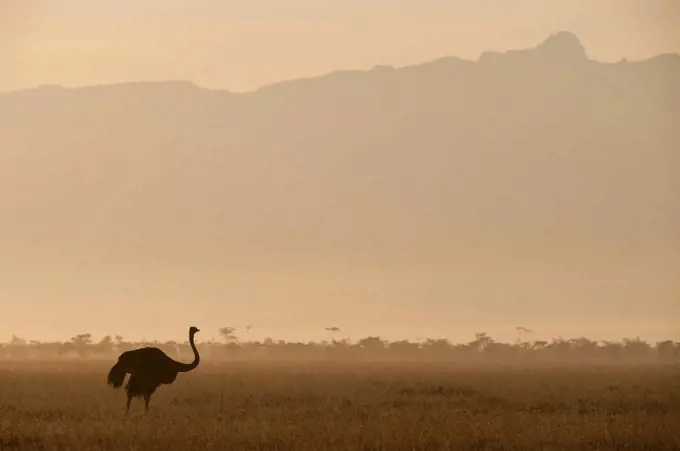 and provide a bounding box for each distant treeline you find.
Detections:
[1,332,678,362]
